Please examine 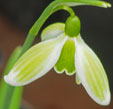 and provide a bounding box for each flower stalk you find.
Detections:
[0,47,23,109]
